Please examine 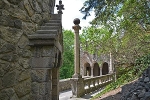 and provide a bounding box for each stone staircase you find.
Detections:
[29,14,62,53]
